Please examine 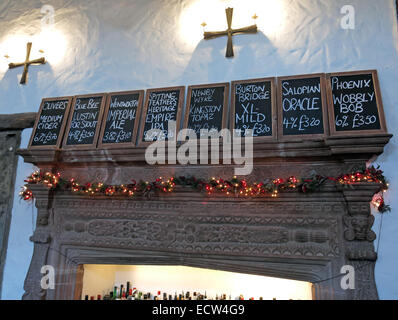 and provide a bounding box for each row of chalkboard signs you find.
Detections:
[28,70,387,150]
